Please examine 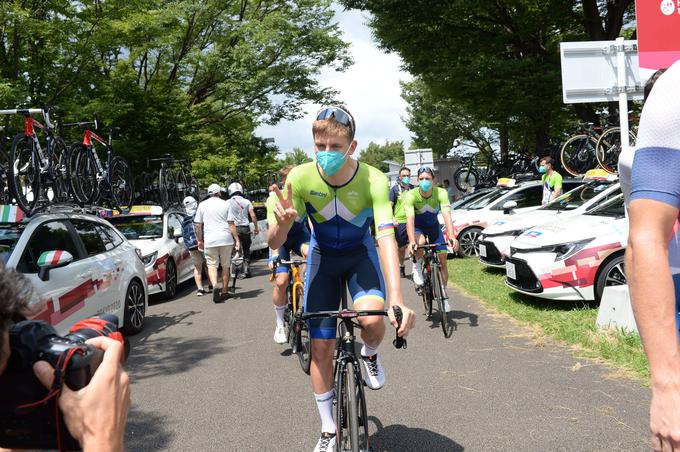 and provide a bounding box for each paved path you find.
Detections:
[124,260,650,451]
